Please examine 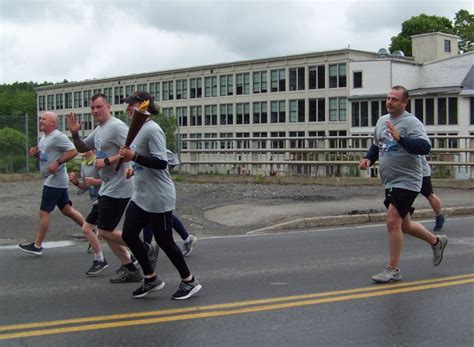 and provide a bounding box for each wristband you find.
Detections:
[104,157,111,166]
